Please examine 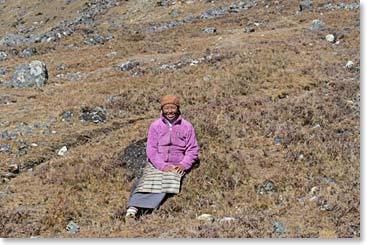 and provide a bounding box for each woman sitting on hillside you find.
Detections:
[125,95,199,219]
